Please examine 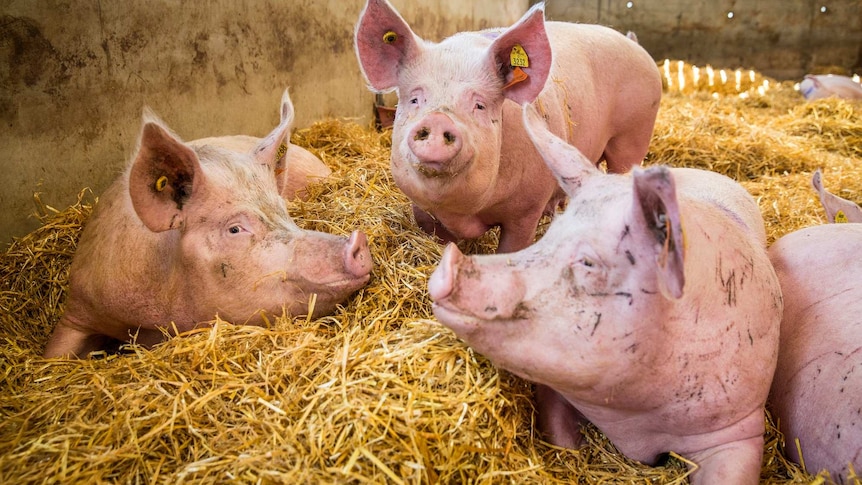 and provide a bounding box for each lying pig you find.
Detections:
[429,105,781,484]
[799,74,862,101]
[355,0,662,253]
[192,91,331,201]
[769,223,862,482]
[44,91,373,358]
[812,169,862,223]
